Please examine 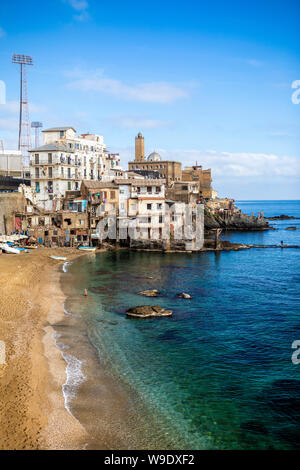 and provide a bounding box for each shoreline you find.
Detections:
[0,248,89,449]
